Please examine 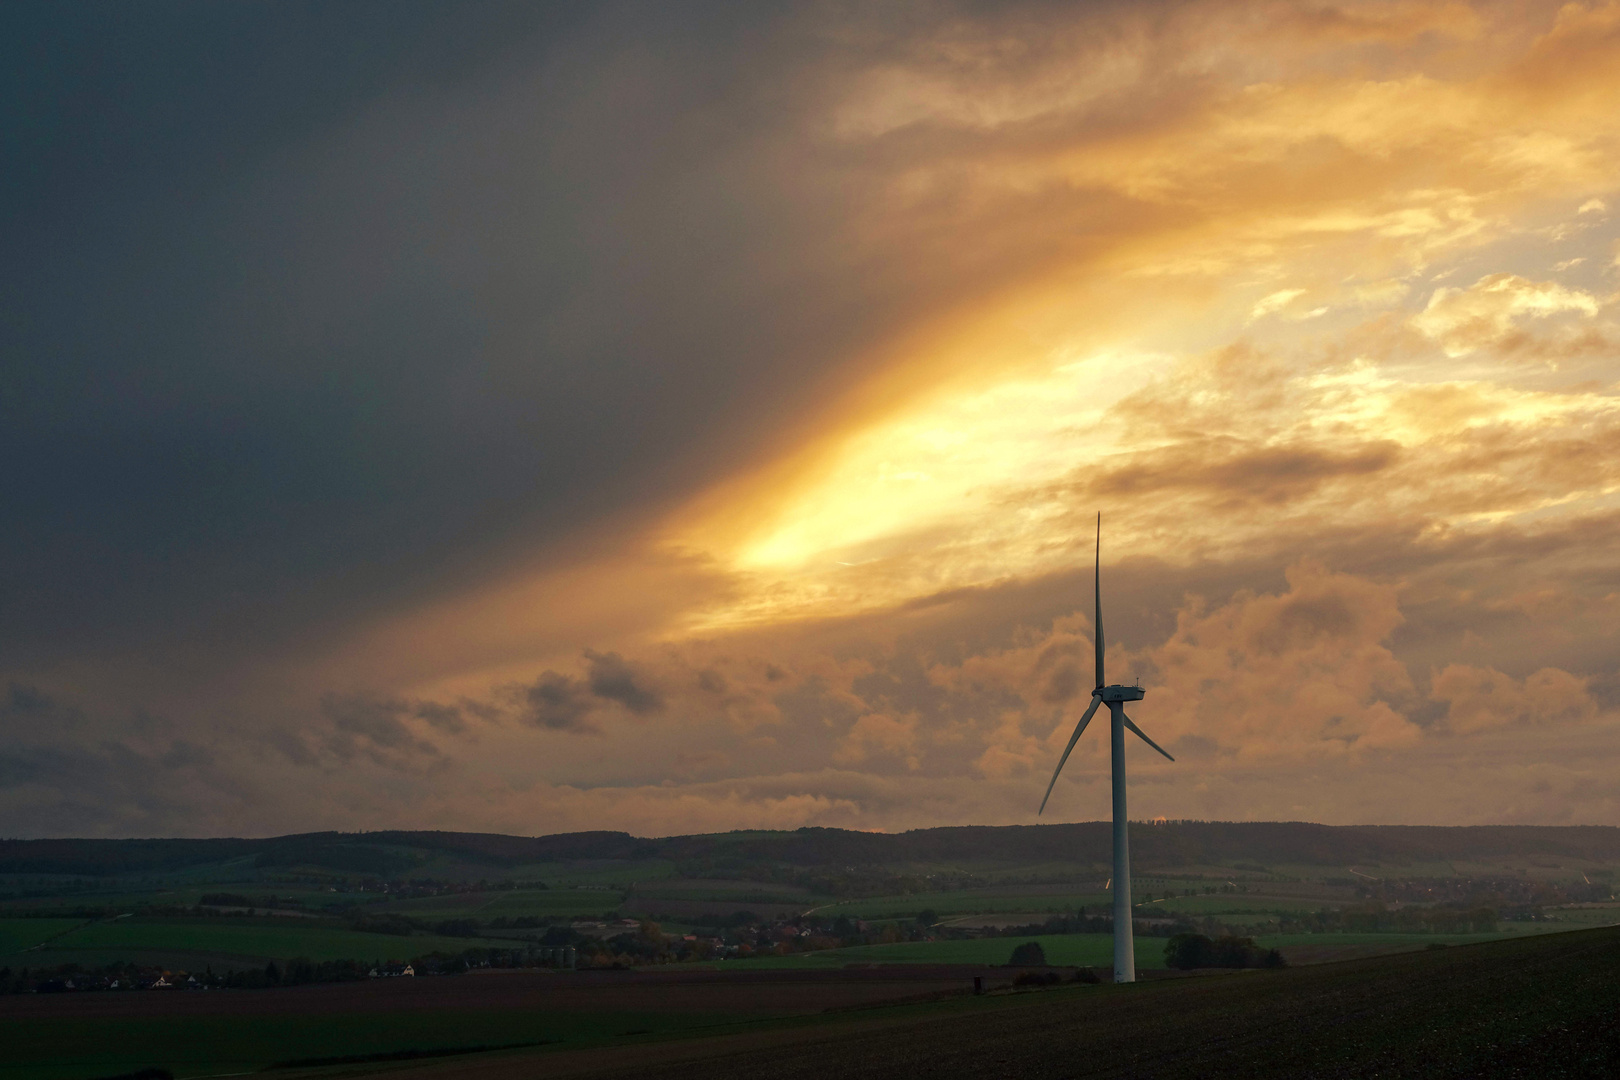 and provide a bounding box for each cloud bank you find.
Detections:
[4,0,1620,836]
